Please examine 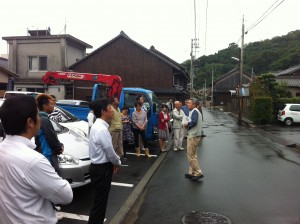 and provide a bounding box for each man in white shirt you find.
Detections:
[0,95,73,224]
[88,98,121,224]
